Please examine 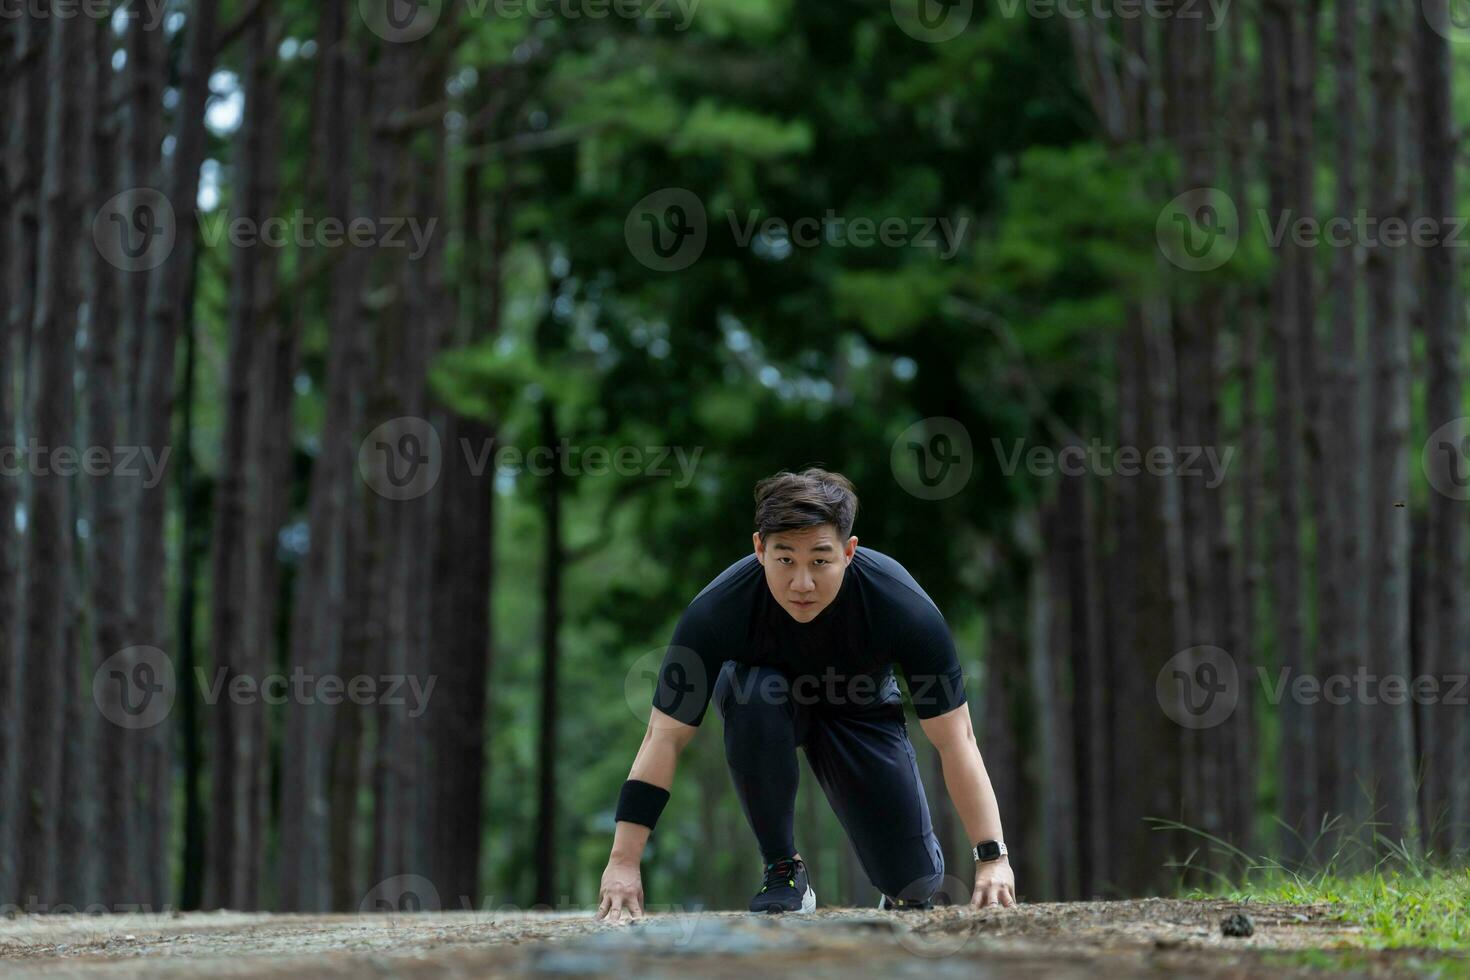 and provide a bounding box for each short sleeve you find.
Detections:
[895,605,967,719]
[649,600,726,726]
